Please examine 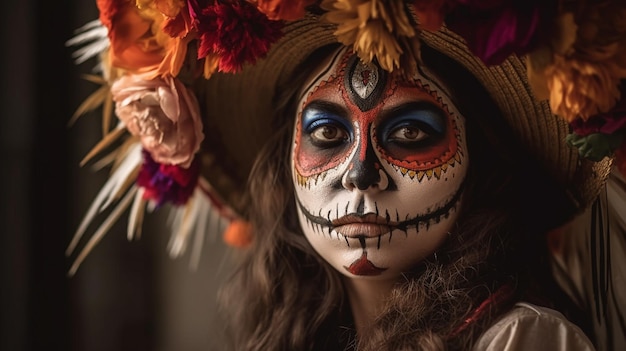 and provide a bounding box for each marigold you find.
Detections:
[136,0,196,78]
[526,12,578,101]
[322,0,417,72]
[546,55,621,122]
